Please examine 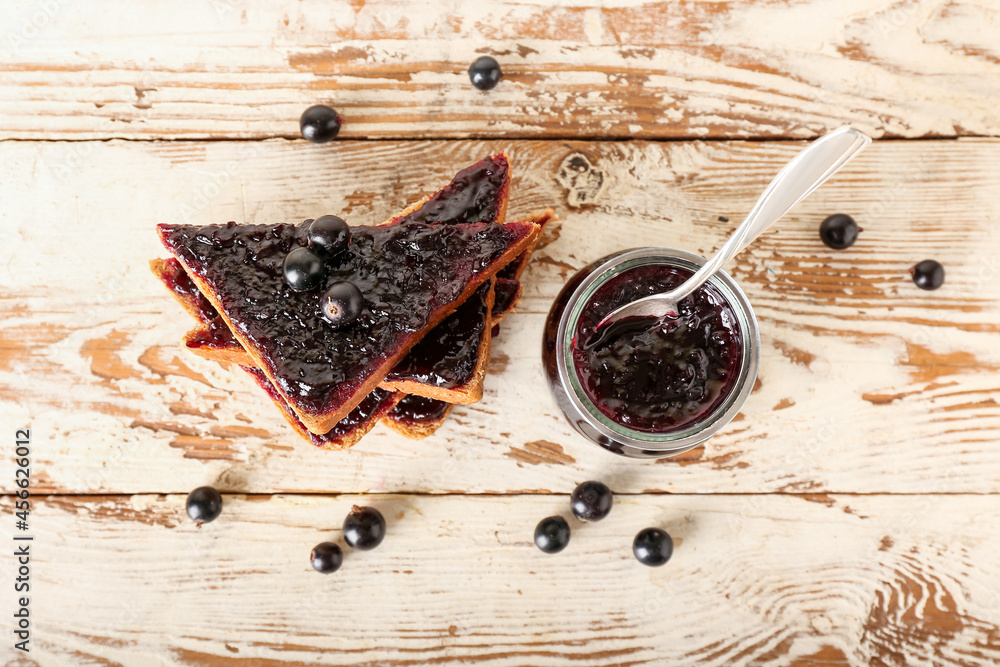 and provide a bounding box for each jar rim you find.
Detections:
[553,247,760,455]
